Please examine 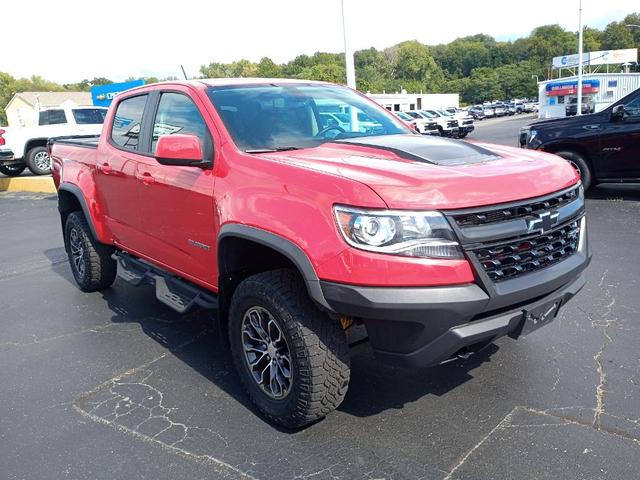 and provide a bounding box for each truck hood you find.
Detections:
[260,135,578,210]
